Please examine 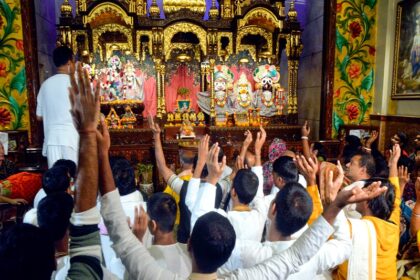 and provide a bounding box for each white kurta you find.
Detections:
[100,189,335,280]
[186,166,267,242]
[148,243,192,278]
[36,74,79,167]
